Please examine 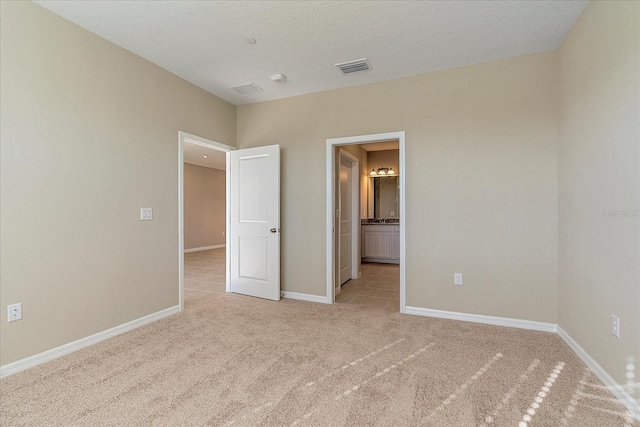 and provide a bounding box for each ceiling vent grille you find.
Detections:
[230,82,263,95]
[335,58,371,74]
